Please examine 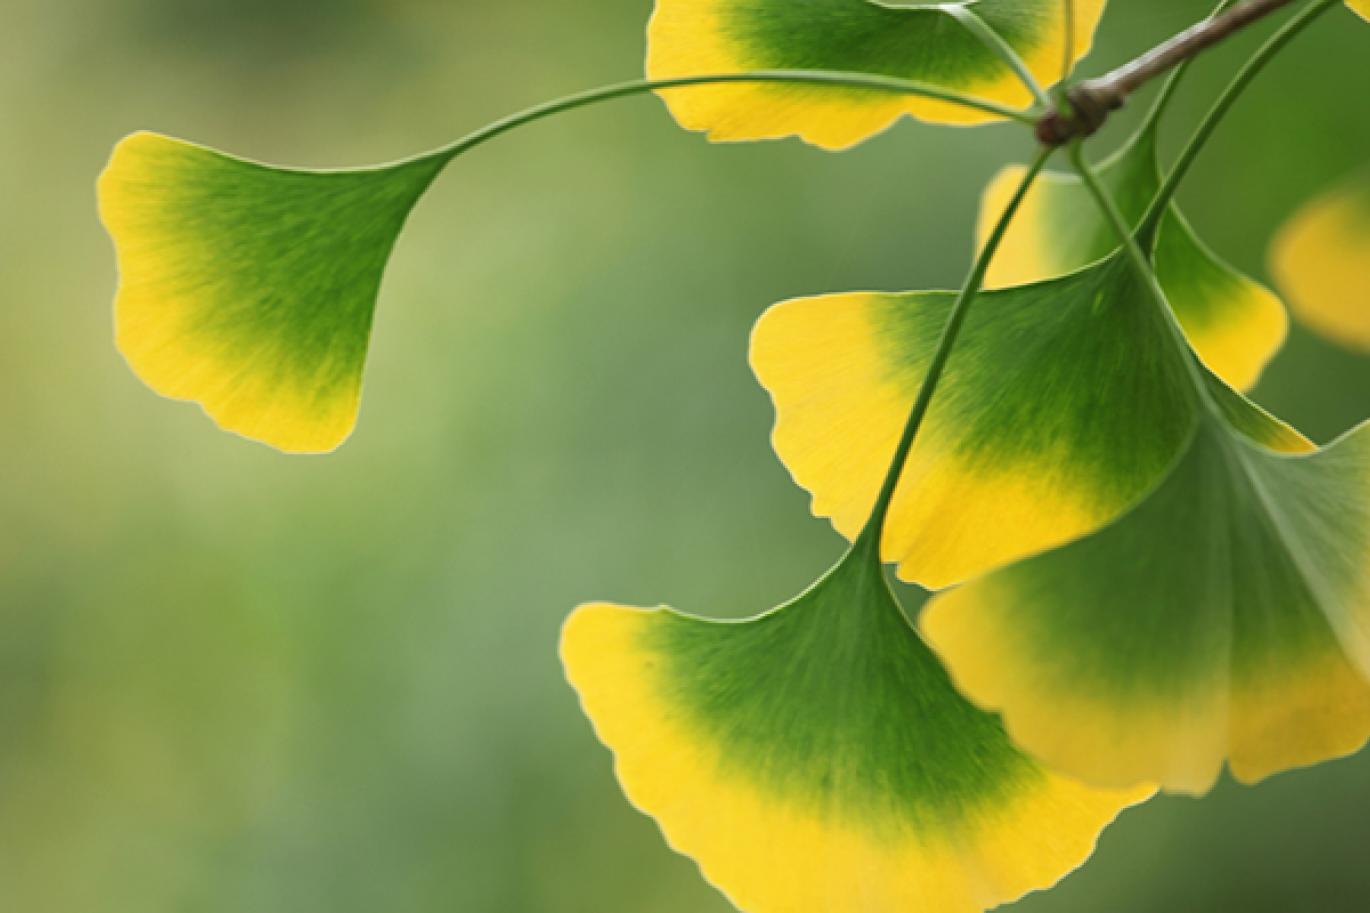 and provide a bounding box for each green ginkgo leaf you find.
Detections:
[646,0,1105,149]
[561,538,1149,913]
[978,126,1287,391]
[751,251,1311,590]
[1270,167,1370,352]
[922,412,1370,794]
[98,131,446,453]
